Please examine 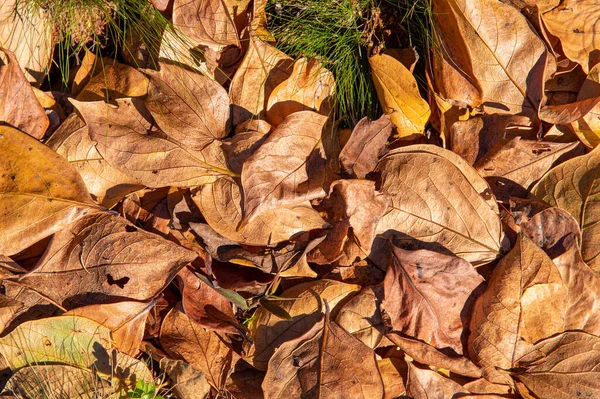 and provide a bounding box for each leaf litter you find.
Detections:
[1,0,600,398]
